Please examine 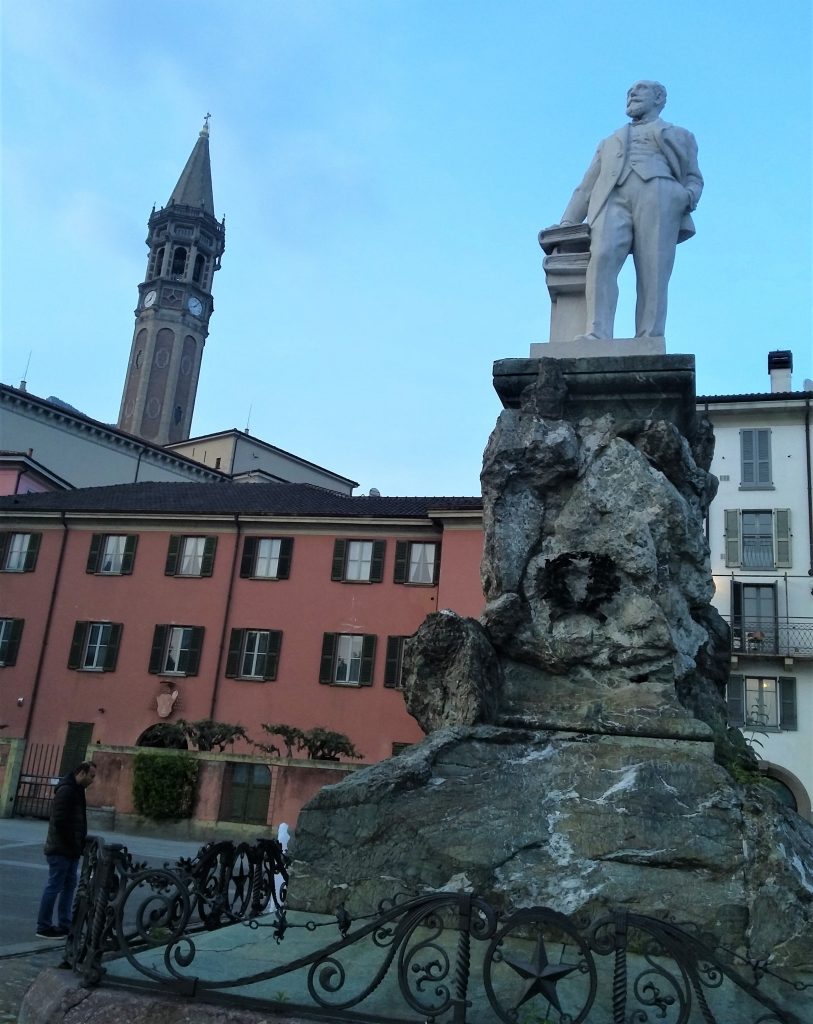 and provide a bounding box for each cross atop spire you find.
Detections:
[201,112,211,136]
